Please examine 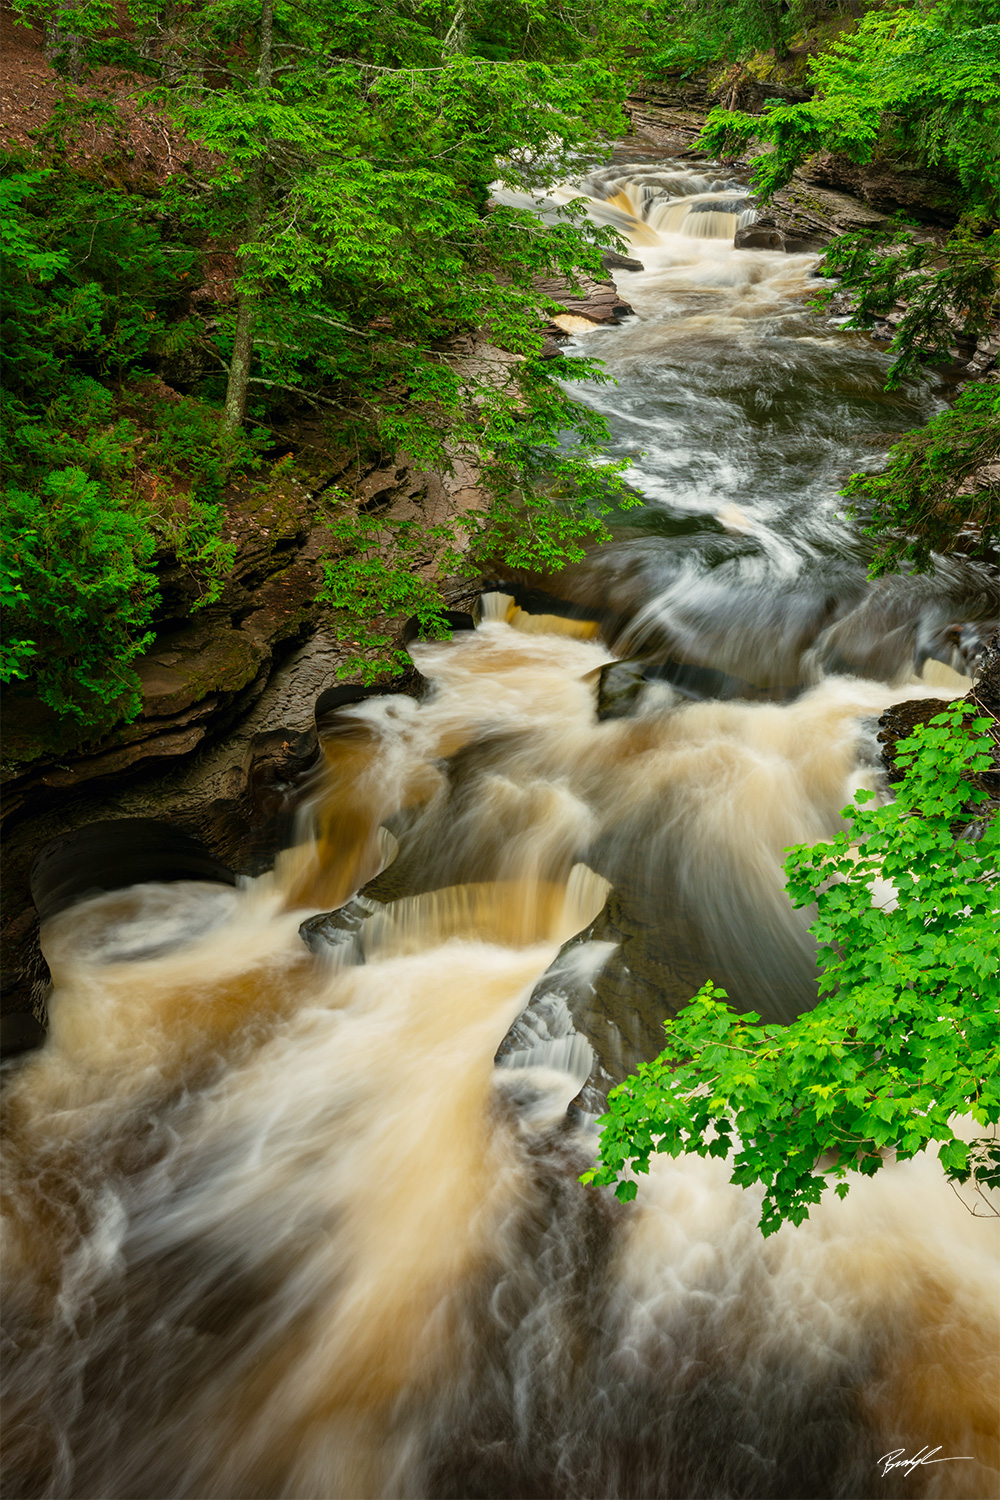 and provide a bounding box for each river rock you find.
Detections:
[877,629,1000,798]
[535,272,634,333]
[496,809,823,1117]
[0,1012,47,1061]
[601,249,644,273]
[734,220,785,251]
[595,660,648,720]
[799,149,962,223]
